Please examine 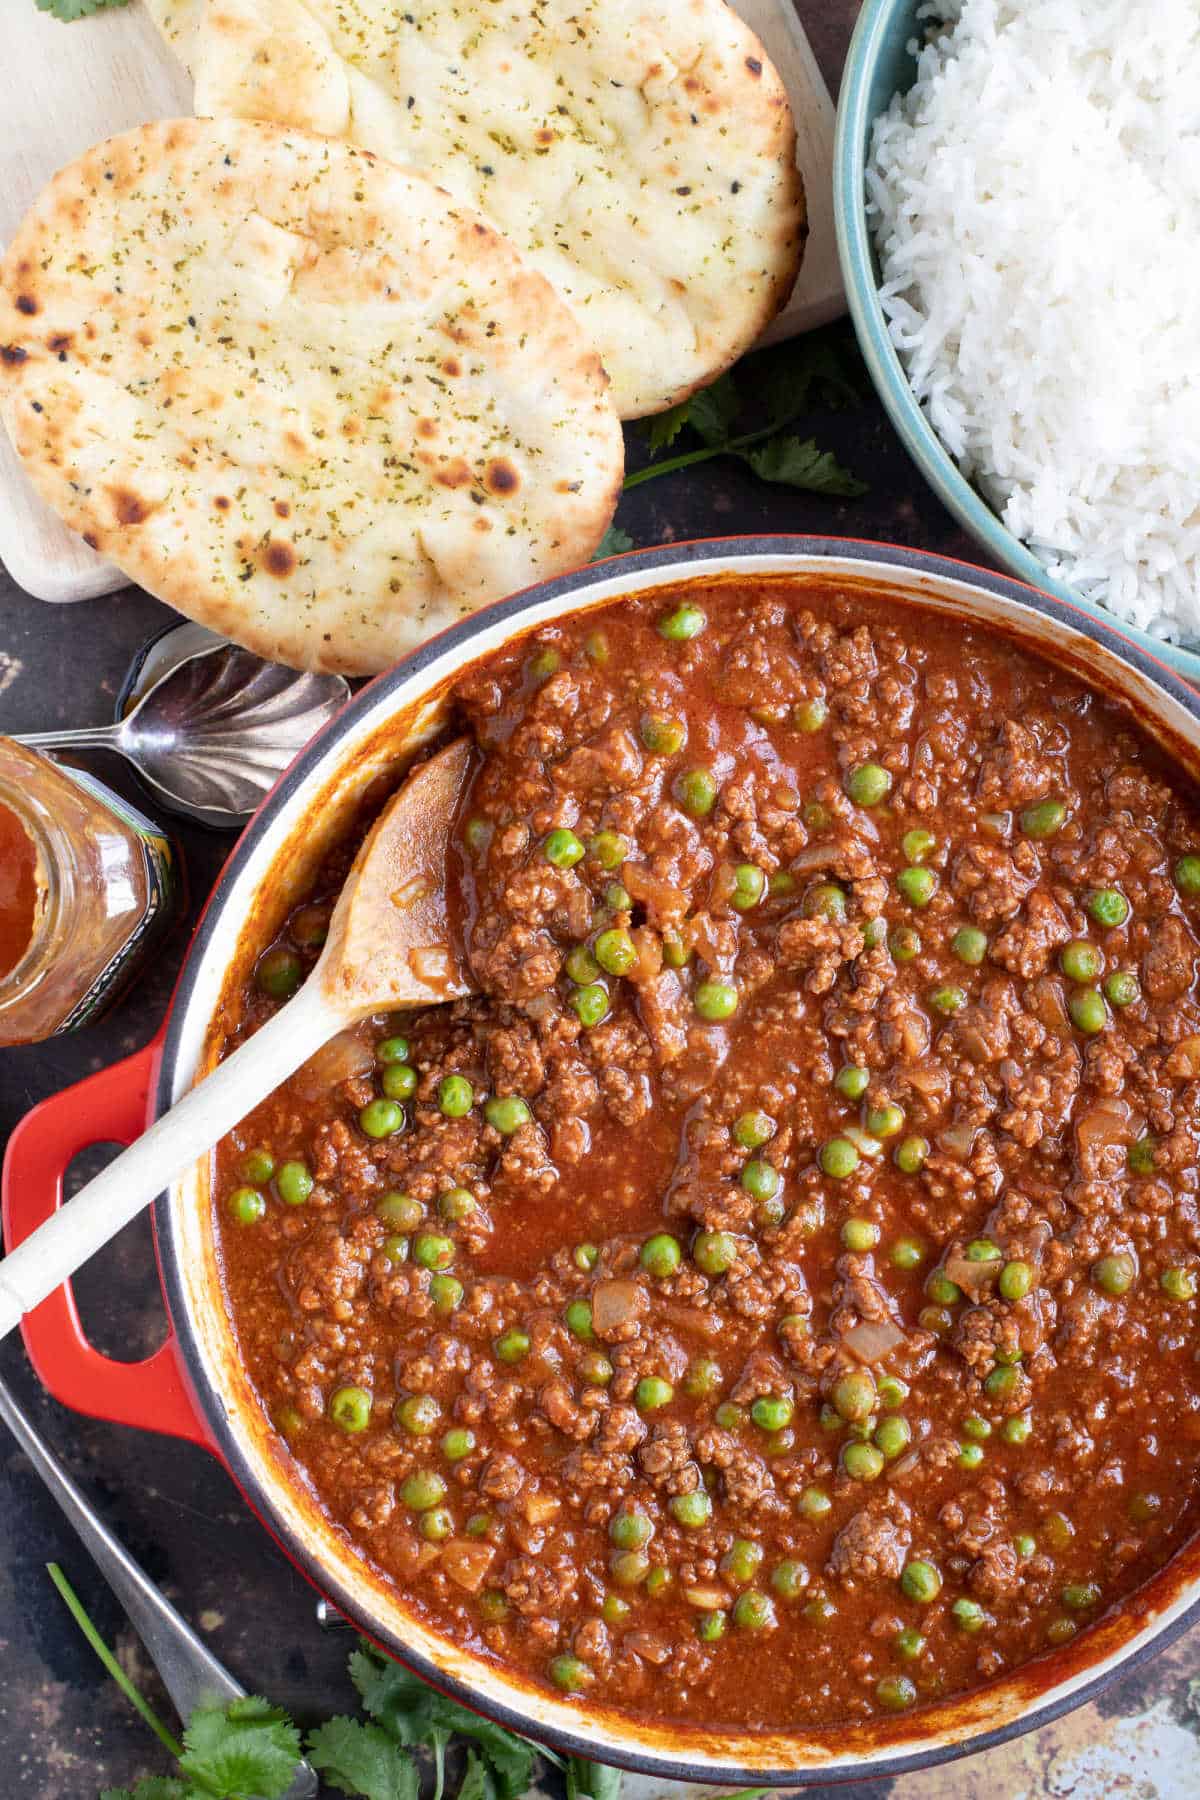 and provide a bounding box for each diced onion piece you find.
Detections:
[440,1540,495,1593]
[1075,1098,1133,1157]
[522,1490,561,1525]
[592,1278,646,1336]
[842,1318,907,1364]
[621,862,687,926]
[944,1251,1000,1293]
[684,1585,732,1609]
[1168,1034,1200,1078]
[938,1122,978,1158]
[842,1124,885,1160]
[293,1031,375,1099]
